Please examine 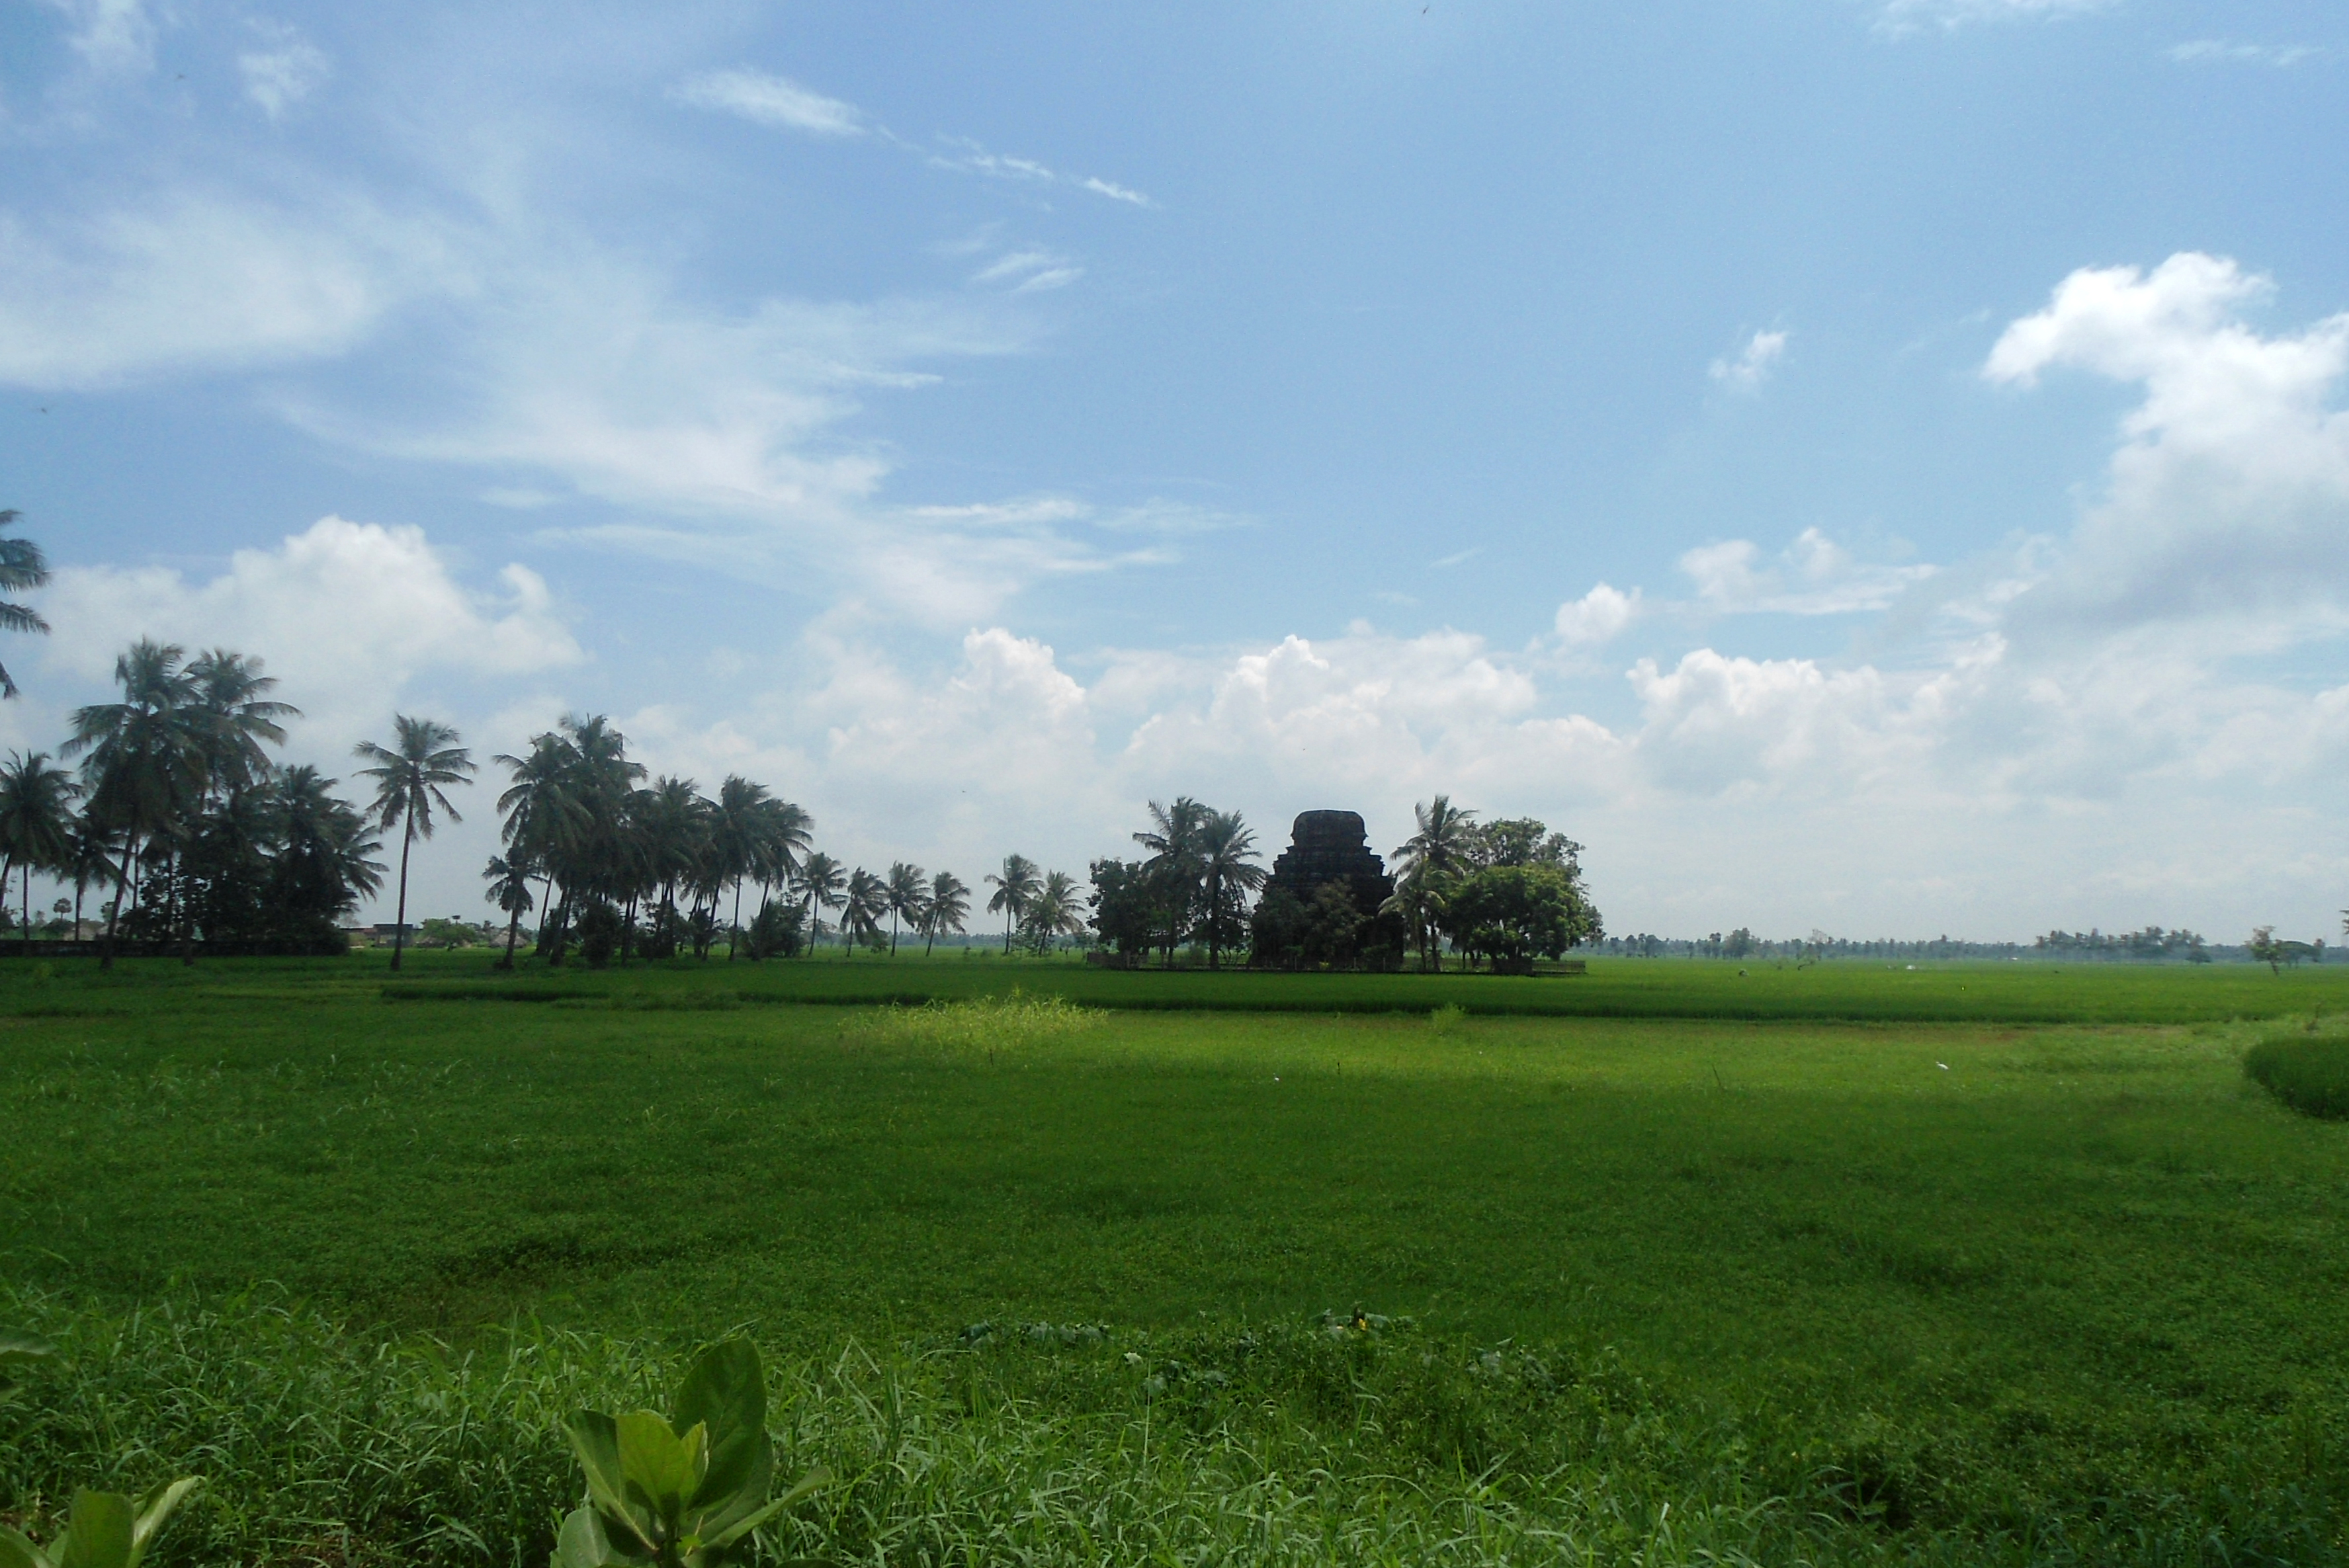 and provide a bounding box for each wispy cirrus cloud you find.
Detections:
[927,136,1153,206]
[1871,0,2108,34]
[674,67,864,137]
[971,248,1083,292]
[239,21,331,120]
[2168,40,2321,67]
